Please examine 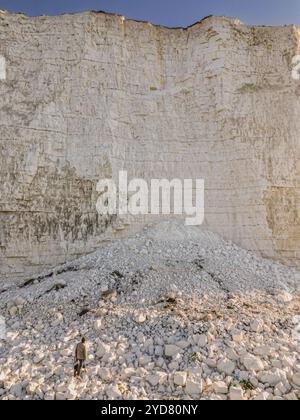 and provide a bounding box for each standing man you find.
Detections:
[74,337,87,378]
